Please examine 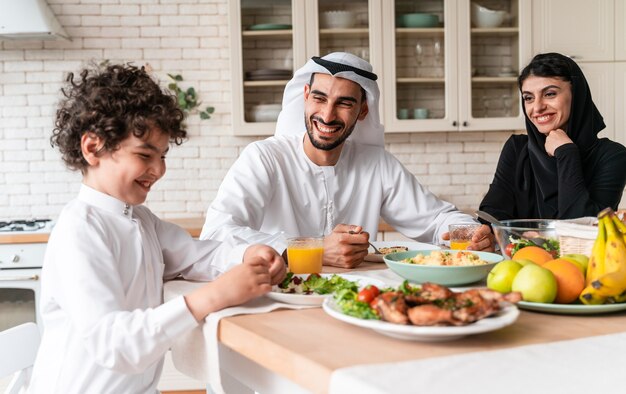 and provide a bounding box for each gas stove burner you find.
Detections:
[0,219,51,232]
